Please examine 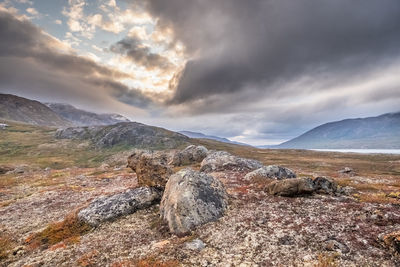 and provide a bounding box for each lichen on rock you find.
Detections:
[78,187,162,227]
[160,169,228,236]
[200,151,262,173]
